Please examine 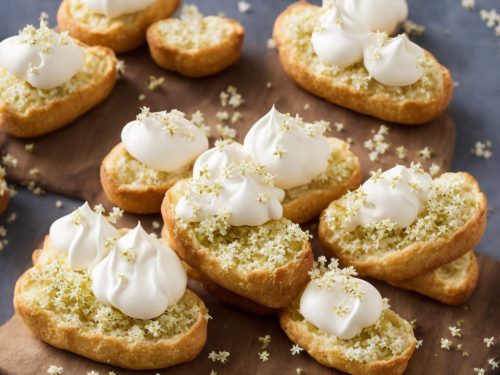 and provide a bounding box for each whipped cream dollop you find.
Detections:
[244,106,332,189]
[121,107,209,173]
[82,0,156,18]
[364,34,425,86]
[343,0,408,34]
[347,165,432,231]
[49,202,119,271]
[312,2,369,67]
[312,0,424,87]
[0,24,84,89]
[91,223,187,320]
[300,276,383,339]
[176,141,285,226]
